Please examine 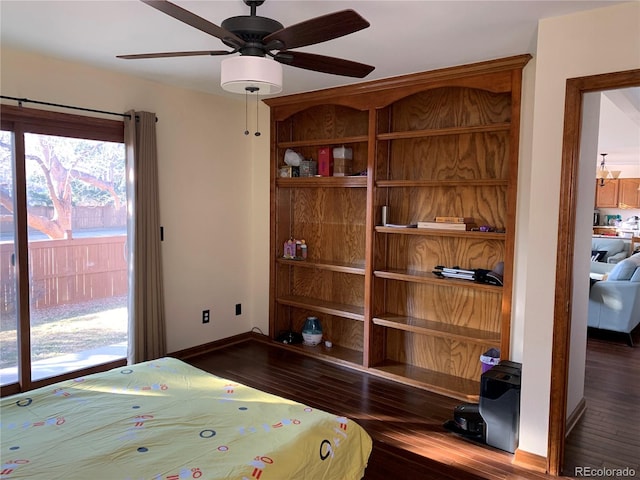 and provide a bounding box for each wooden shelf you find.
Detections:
[373,314,500,344]
[375,226,506,240]
[268,56,528,400]
[376,123,511,141]
[374,268,504,292]
[277,295,365,321]
[376,179,508,188]
[277,135,369,149]
[276,176,367,188]
[371,361,480,401]
[278,342,363,367]
[277,258,365,275]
